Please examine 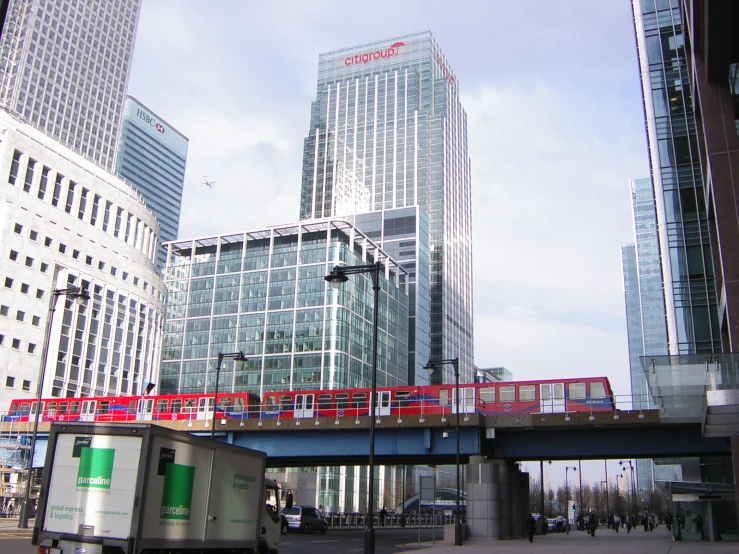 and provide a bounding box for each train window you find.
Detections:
[184,398,196,413]
[20,402,30,415]
[590,382,606,399]
[279,396,293,411]
[233,397,244,413]
[47,402,57,417]
[70,401,80,414]
[171,399,182,413]
[218,397,232,412]
[58,402,68,415]
[569,383,586,400]
[265,396,277,411]
[439,390,449,406]
[395,391,410,407]
[480,388,495,403]
[336,393,350,410]
[128,400,136,411]
[99,401,110,415]
[318,394,333,410]
[352,393,367,409]
[499,386,515,402]
[157,400,168,413]
[519,386,535,402]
